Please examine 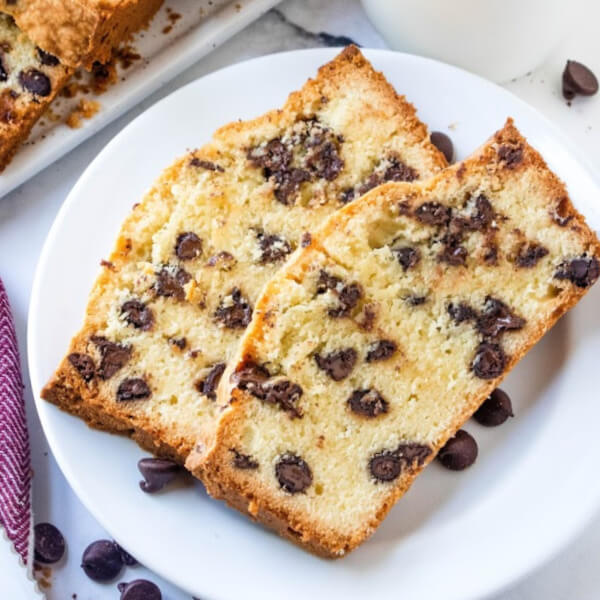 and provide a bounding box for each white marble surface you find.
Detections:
[1,0,599,598]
